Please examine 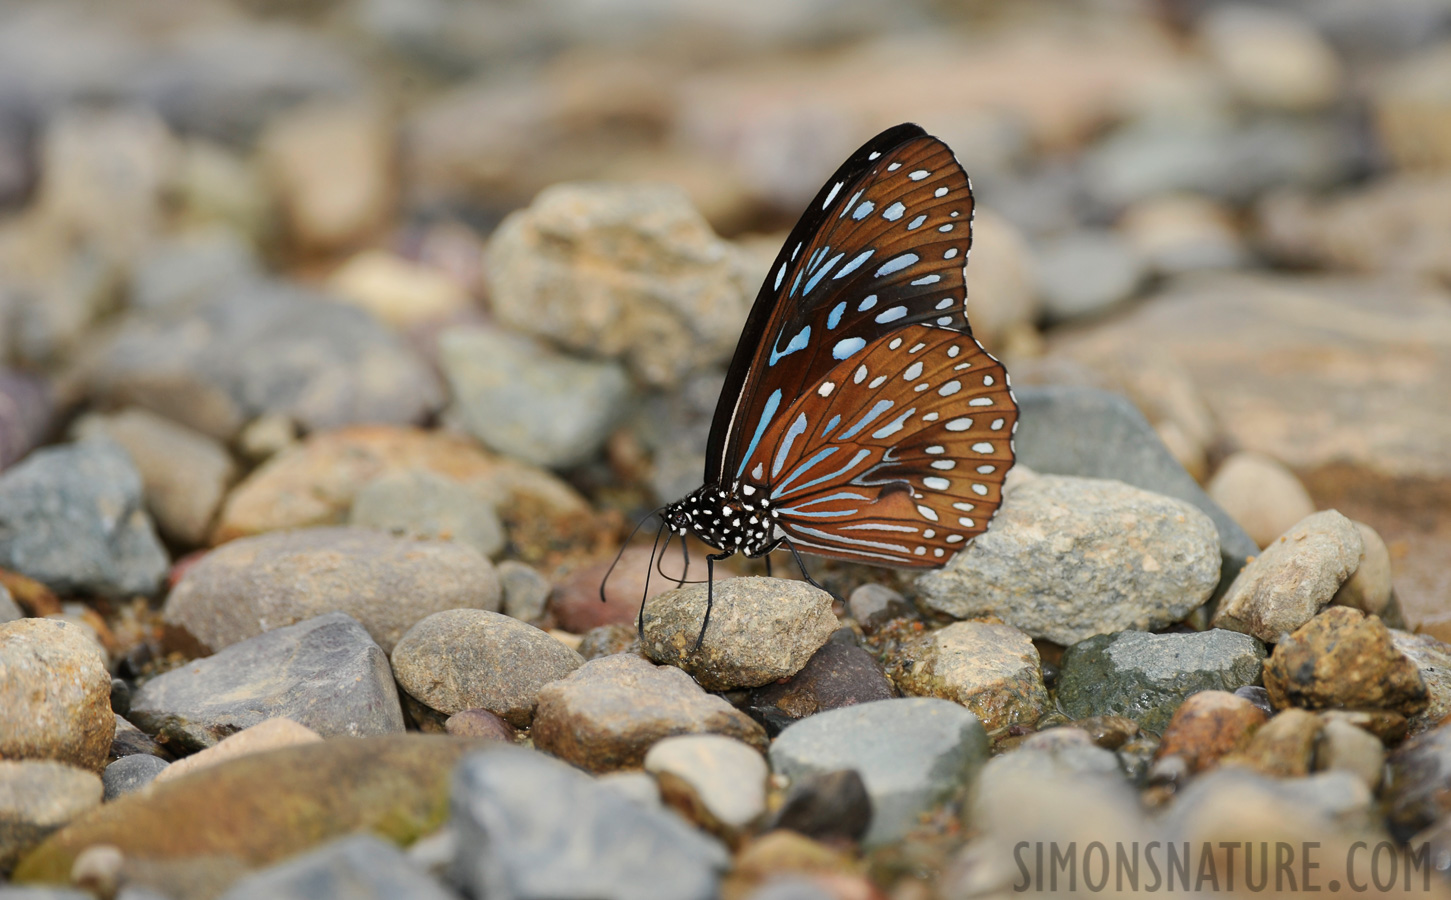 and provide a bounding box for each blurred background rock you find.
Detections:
[0,0,1448,639]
